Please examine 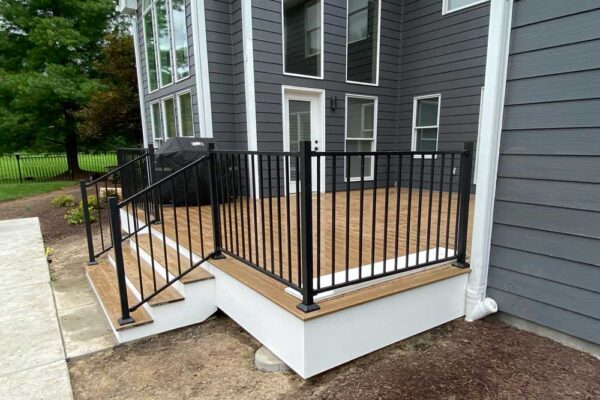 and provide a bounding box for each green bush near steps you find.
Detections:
[64,195,99,225]
[51,194,75,207]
